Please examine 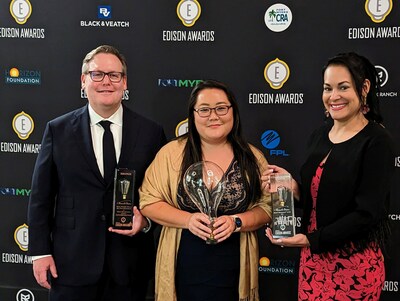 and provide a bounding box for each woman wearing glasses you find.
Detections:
[140,80,272,301]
